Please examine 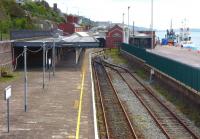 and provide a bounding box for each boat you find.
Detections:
[177,19,193,48]
[161,20,176,46]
